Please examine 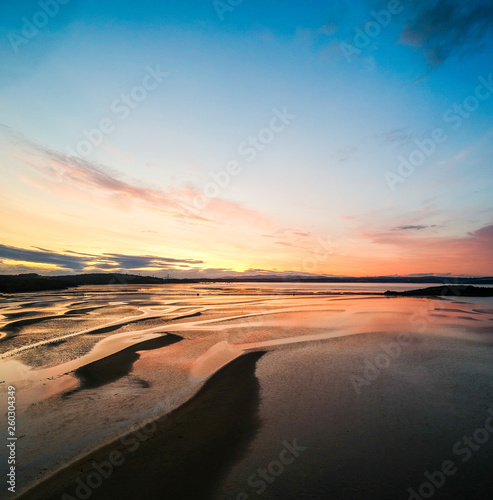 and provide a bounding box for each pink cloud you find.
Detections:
[18,140,276,230]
